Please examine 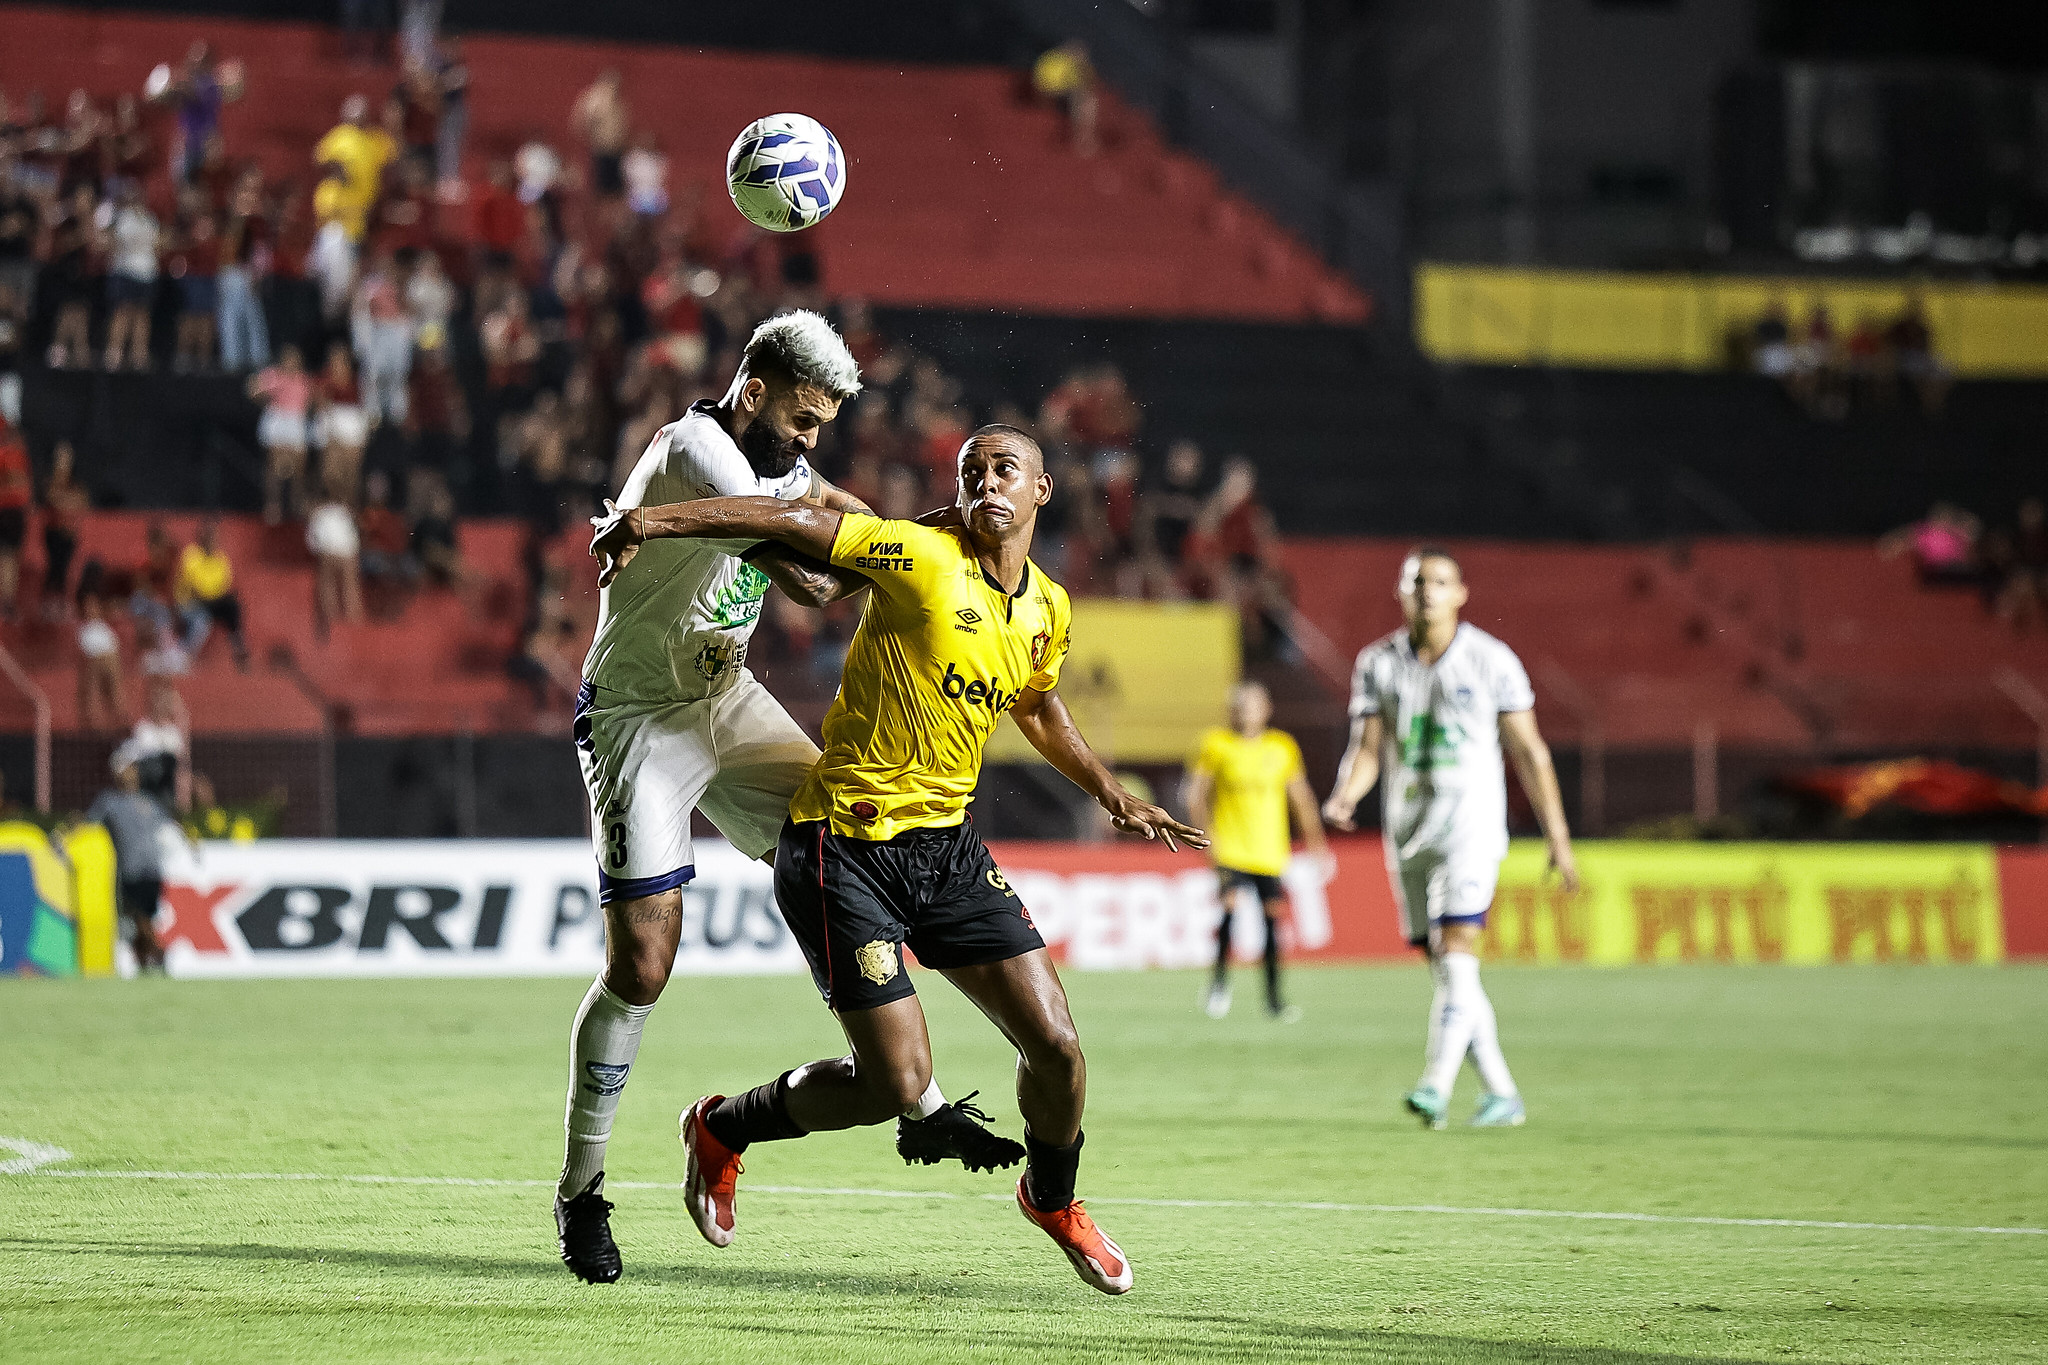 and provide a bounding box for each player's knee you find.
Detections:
[1022,1019,1085,1084]
[872,1055,933,1115]
[605,944,670,1005]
